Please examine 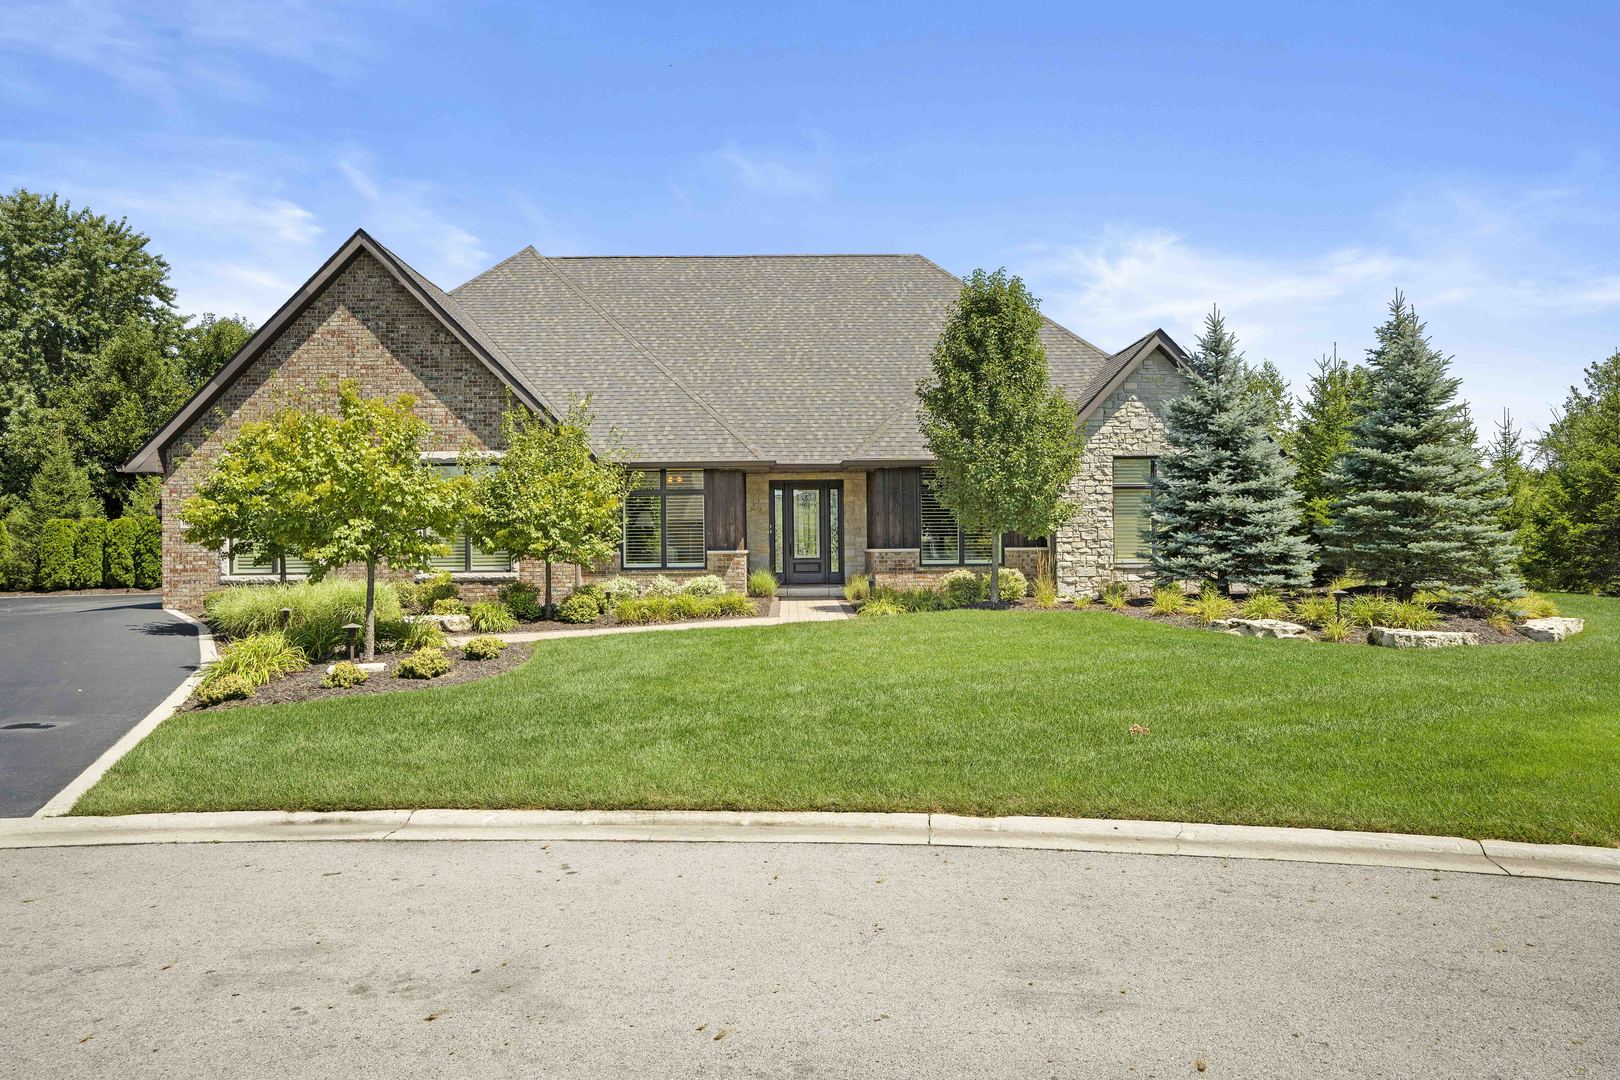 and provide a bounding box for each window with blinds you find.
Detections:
[227,543,311,578]
[919,467,991,566]
[624,469,706,569]
[427,463,512,573]
[1112,457,1156,564]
